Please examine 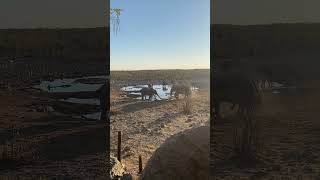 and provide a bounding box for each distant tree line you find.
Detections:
[110,69,210,81]
[0,28,108,60]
